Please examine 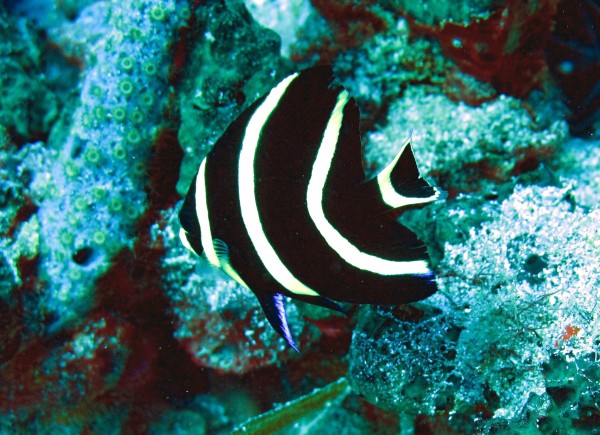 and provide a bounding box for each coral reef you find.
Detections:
[23,0,187,334]
[1,0,599,433]
[364,86,568,194]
